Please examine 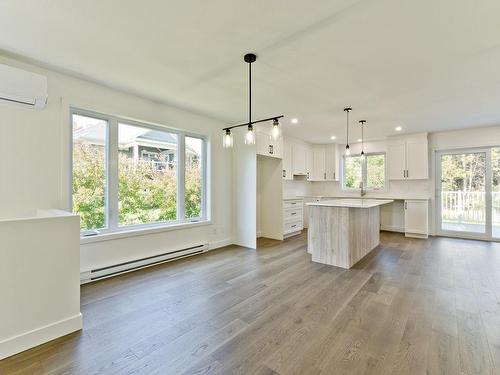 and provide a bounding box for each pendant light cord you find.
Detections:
[359,120,366,154]
[347,110,349,145]
[249,61,252,126]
